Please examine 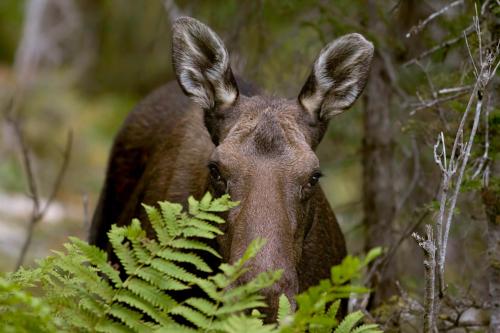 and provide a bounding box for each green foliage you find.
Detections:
[0,275,58,333]
[5,193,382,333]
